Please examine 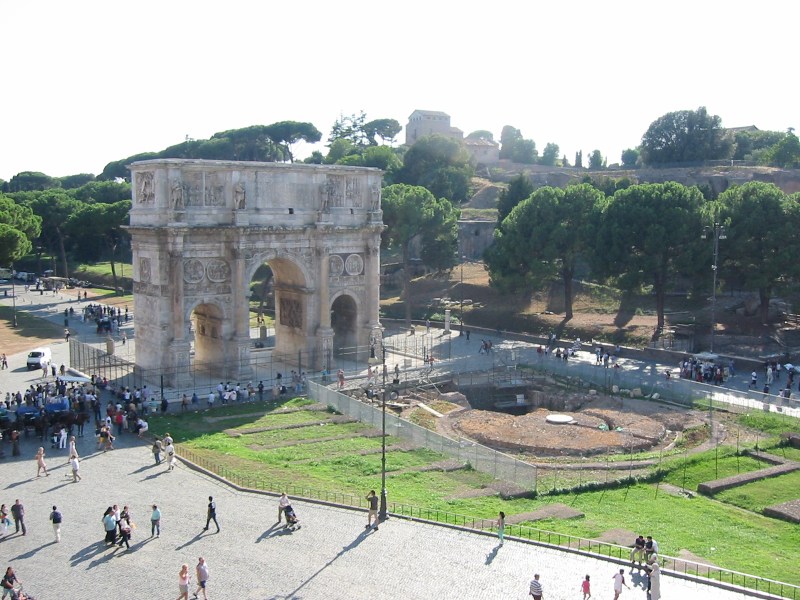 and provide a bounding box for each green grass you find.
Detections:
[715,470,800,513]
[659,448,767,490]
[736,411,800,436]
[146,401,800,586]
[75,261,132,279]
